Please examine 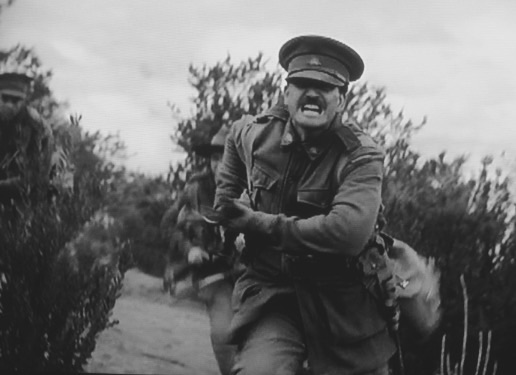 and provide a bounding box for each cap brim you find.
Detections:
[287,70,345,87]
